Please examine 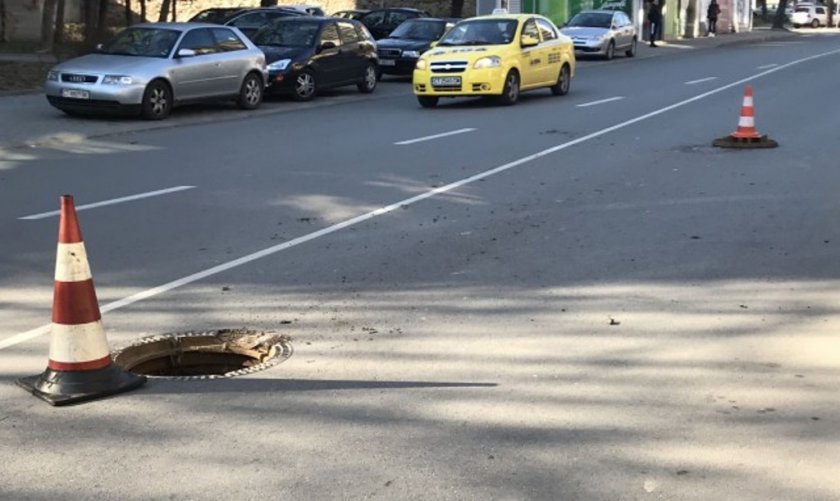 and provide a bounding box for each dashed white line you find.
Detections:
[756,63,779,69]
[684,76,718,85]
[3,47,840,350]
[395,128,476,145]
[18,186,196,220]
[576,96,625,108]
